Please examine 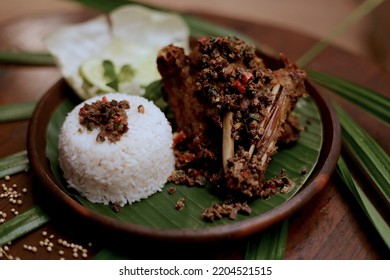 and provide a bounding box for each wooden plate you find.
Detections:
[27,68,340,242]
